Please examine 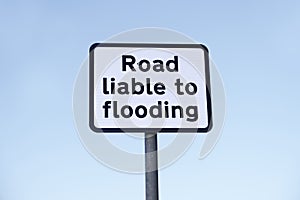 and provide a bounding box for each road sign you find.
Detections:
[89,43,212,133]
